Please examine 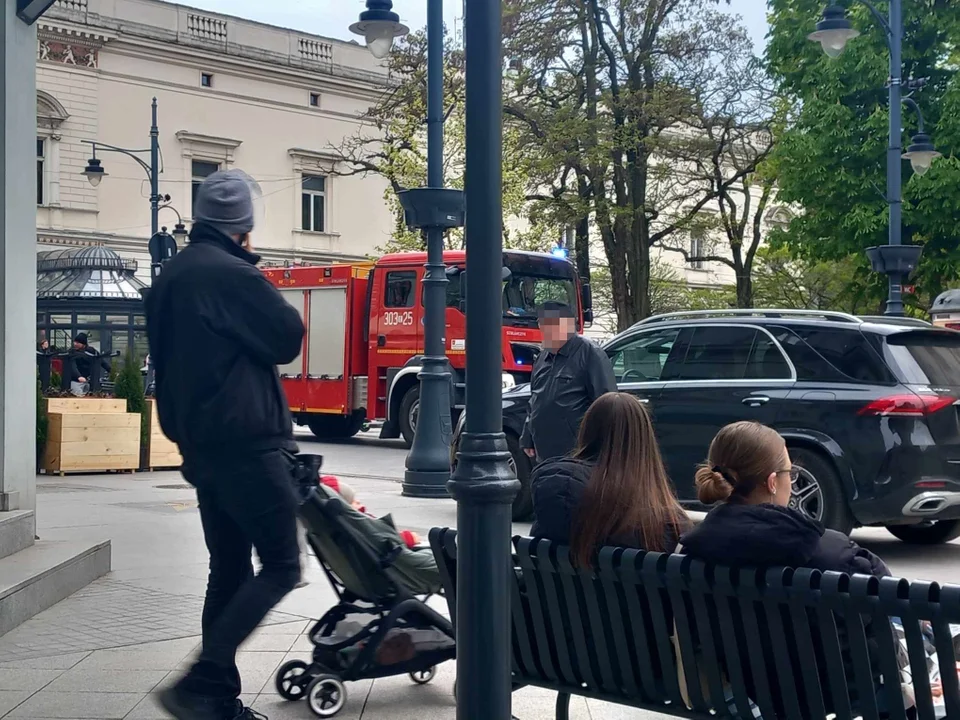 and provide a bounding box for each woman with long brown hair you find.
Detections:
[530,392,687,566]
